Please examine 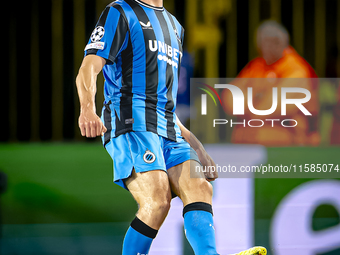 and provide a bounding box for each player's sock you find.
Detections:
[183,202,219,255]
[122,217,158,255]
